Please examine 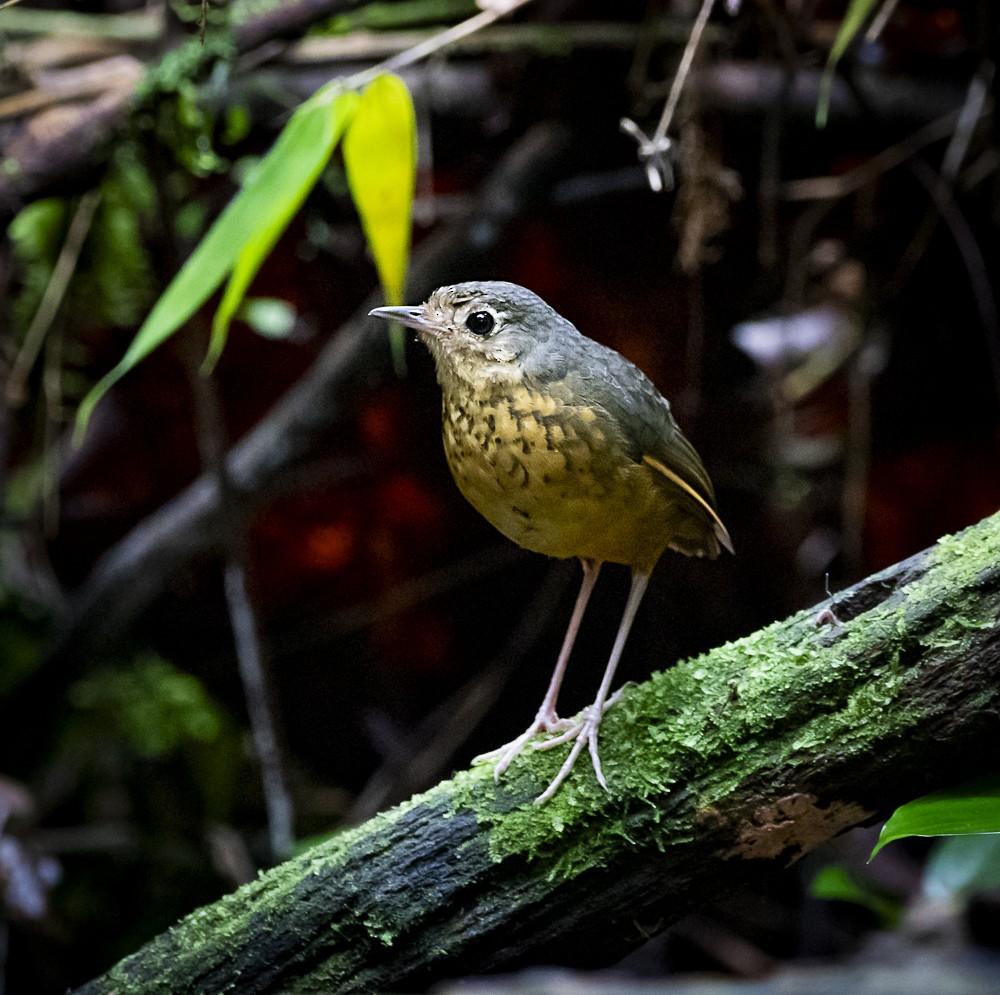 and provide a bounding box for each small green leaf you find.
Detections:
[810,864,902,928]
[817,0,882,128]
[75,87,359,439]
[324,0,479,34]
[871,775,1000,860]
[236,297,297,340]
[343,74,416,373]
[8,198,68,335]
[9,197,68,263]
